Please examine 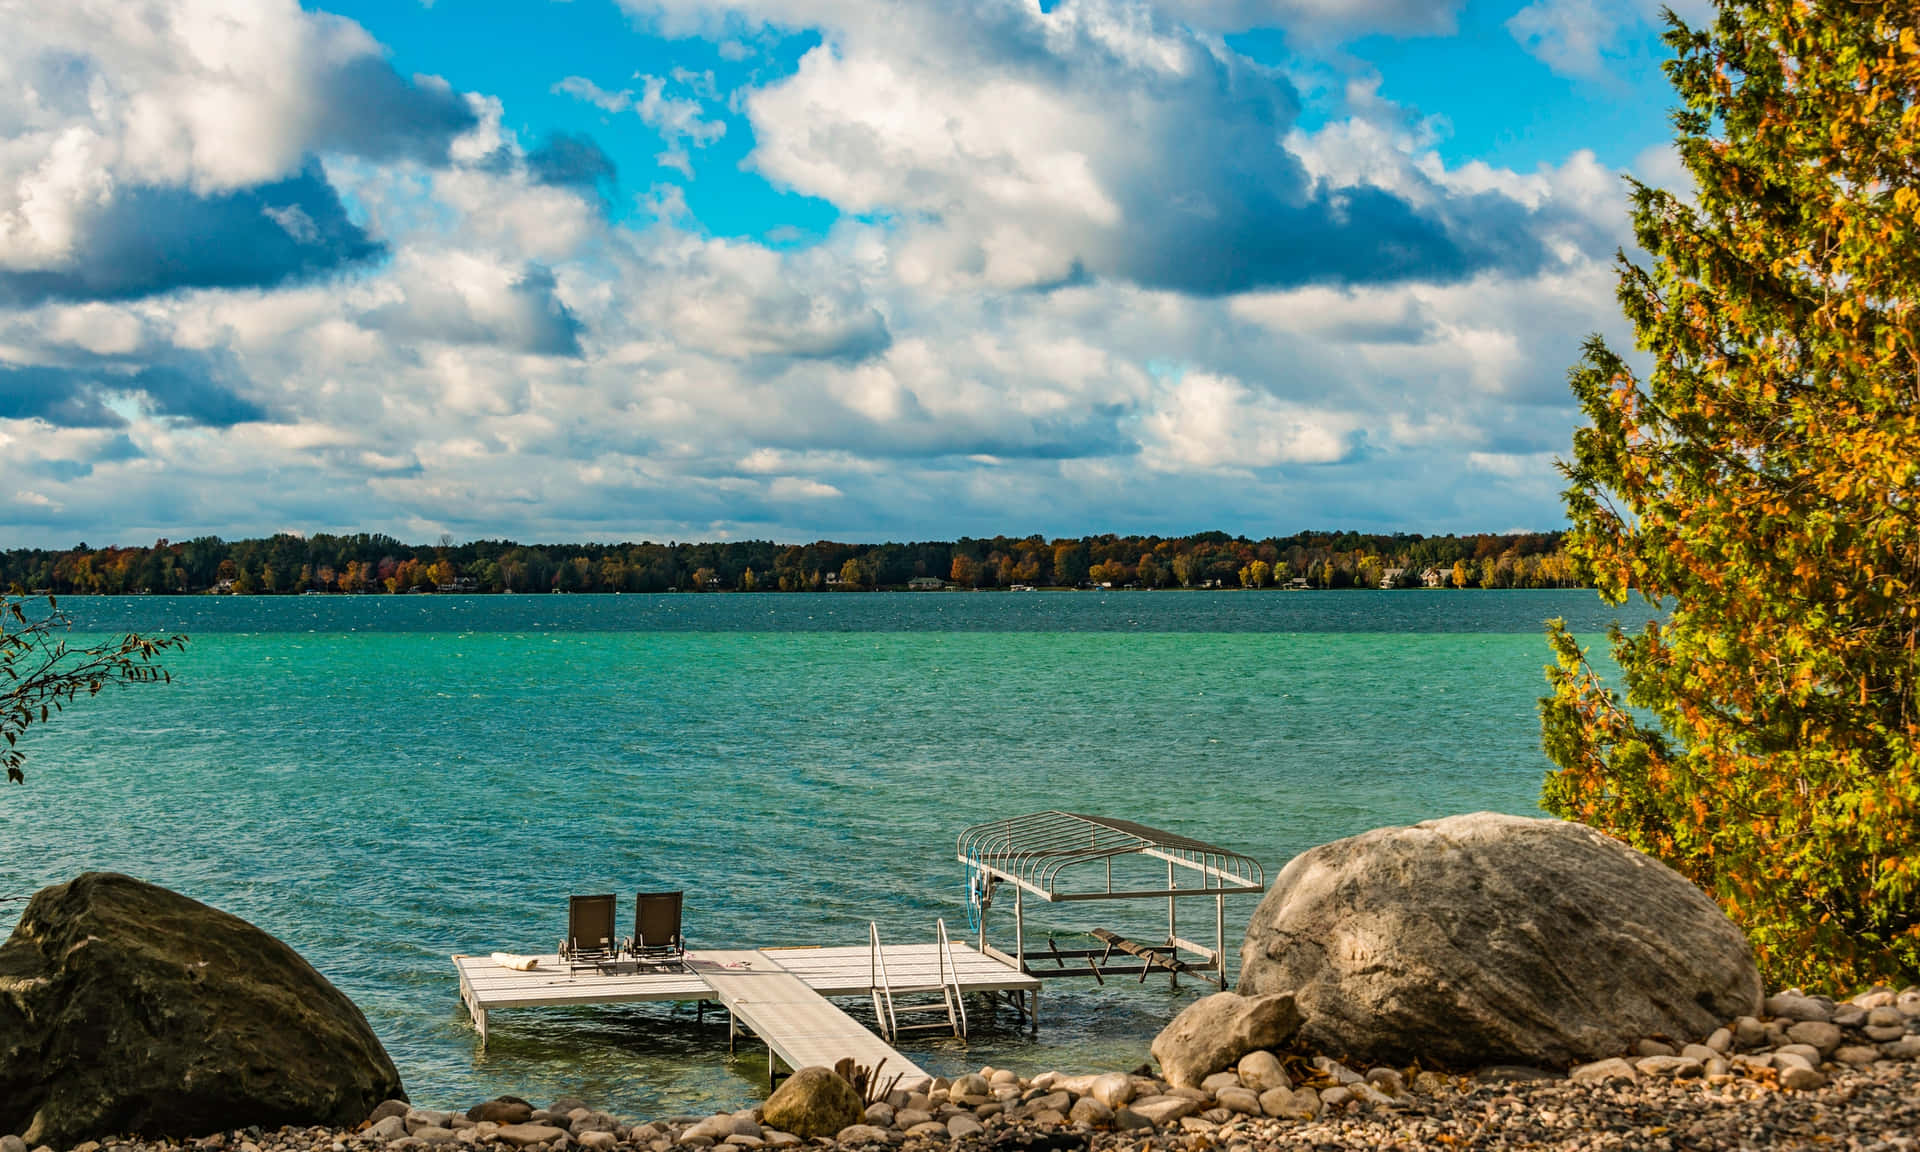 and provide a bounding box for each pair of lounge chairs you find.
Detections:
[560,891,685,970]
